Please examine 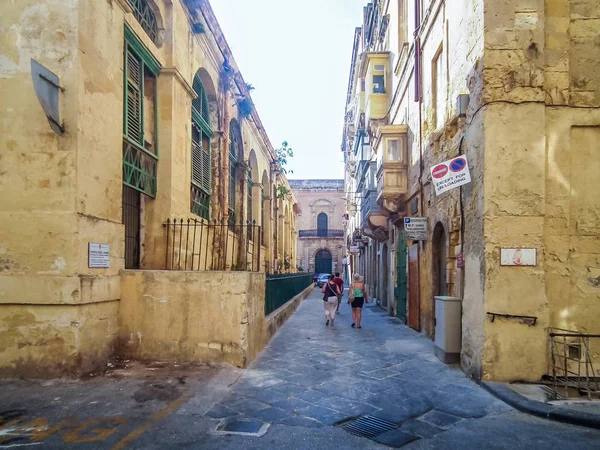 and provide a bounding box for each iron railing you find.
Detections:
[549,328,600,400]
[298,229,344,238]
[164,218,261,272]
[265,273,313,316]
